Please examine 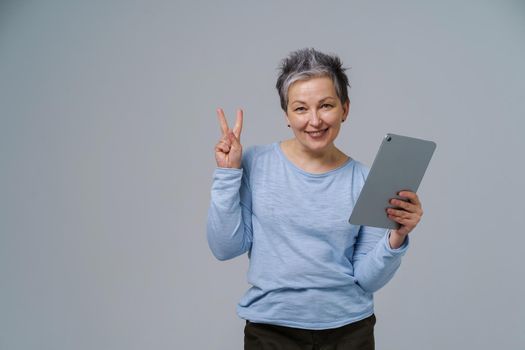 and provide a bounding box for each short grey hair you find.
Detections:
[276,48,350,112]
